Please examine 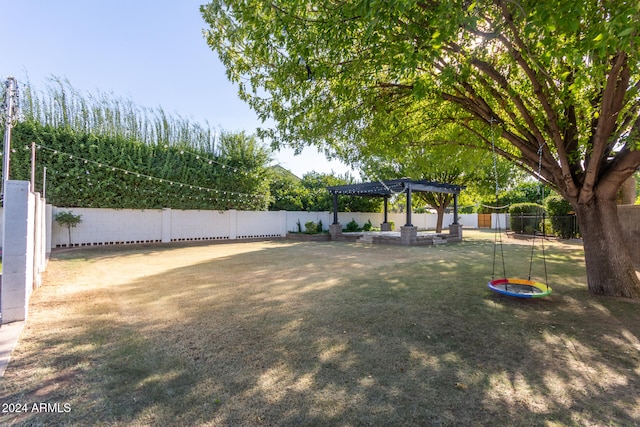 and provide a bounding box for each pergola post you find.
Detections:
[453,193,459,225]
[405,183,412,227]
[329,191,343,240]
[381,195,392,231]
[449,193,463,241]
[383,195,389,223]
